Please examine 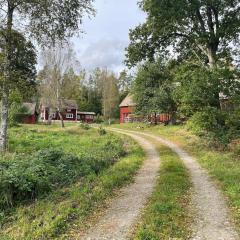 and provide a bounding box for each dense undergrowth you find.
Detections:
[0,124,145,239]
